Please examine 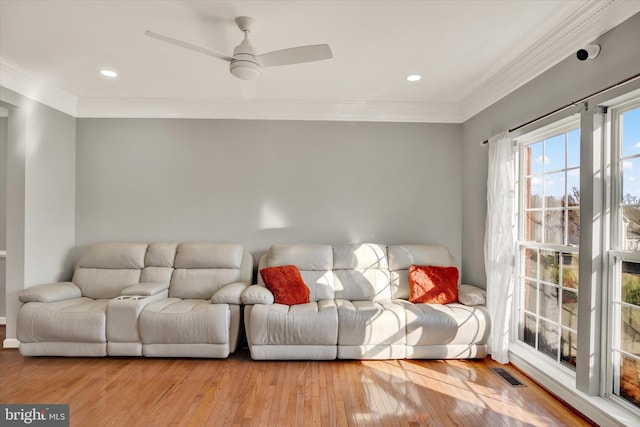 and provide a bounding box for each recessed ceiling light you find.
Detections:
[100,69,118,78]
[406,74,422,82]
